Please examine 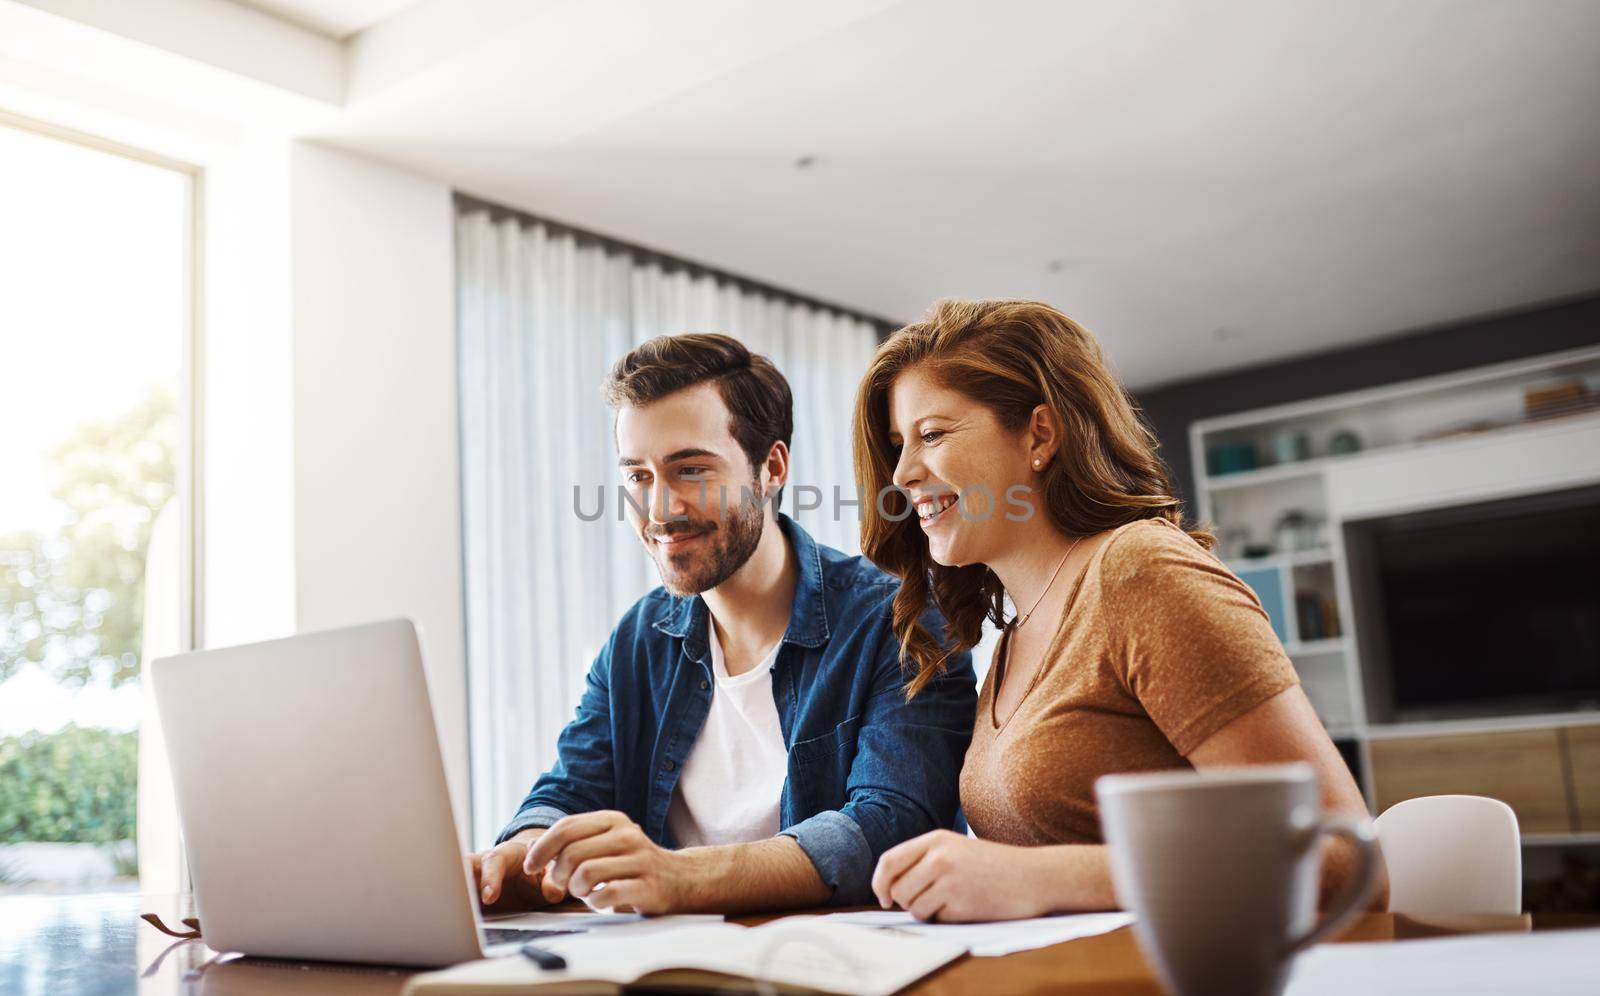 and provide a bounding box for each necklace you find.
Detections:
[1011,535,1084,629]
